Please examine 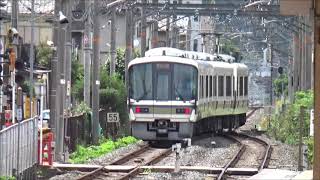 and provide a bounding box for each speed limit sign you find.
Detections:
[107,112,119,123]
